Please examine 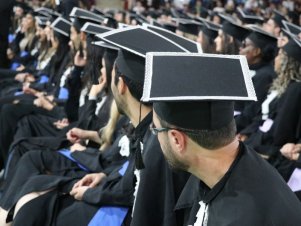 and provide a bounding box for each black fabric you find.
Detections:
[235,63,276,132]
[175,142,301,225]
[283,38,301,63]
[147,25,199,53]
